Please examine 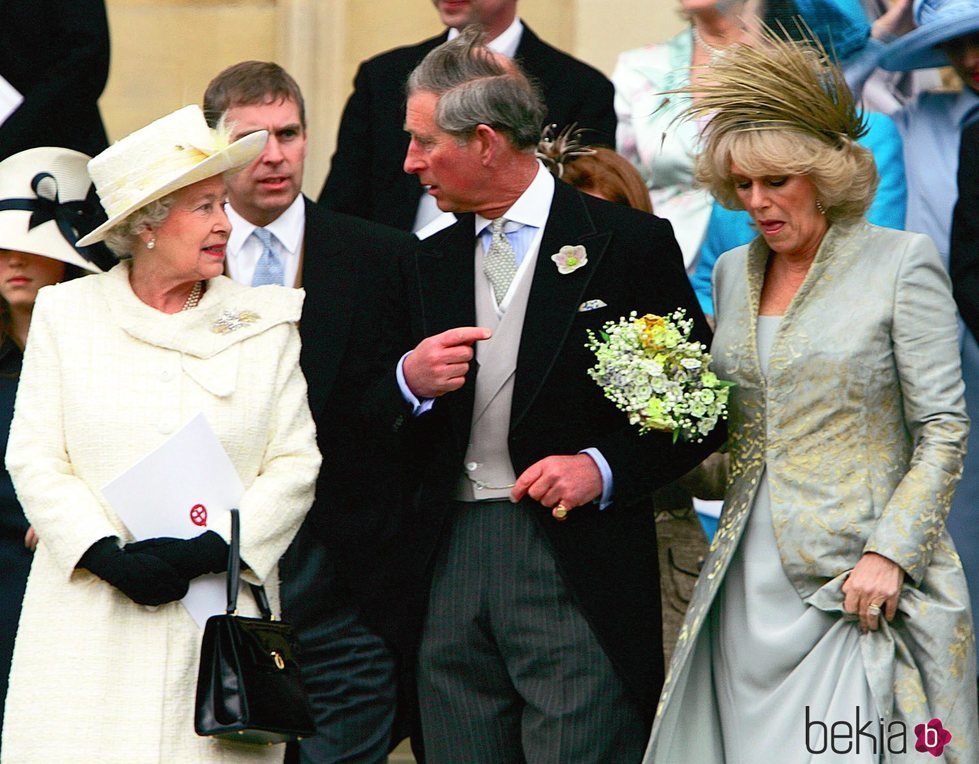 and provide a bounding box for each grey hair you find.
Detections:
[103,195,177,258]
[406,26,546,151]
